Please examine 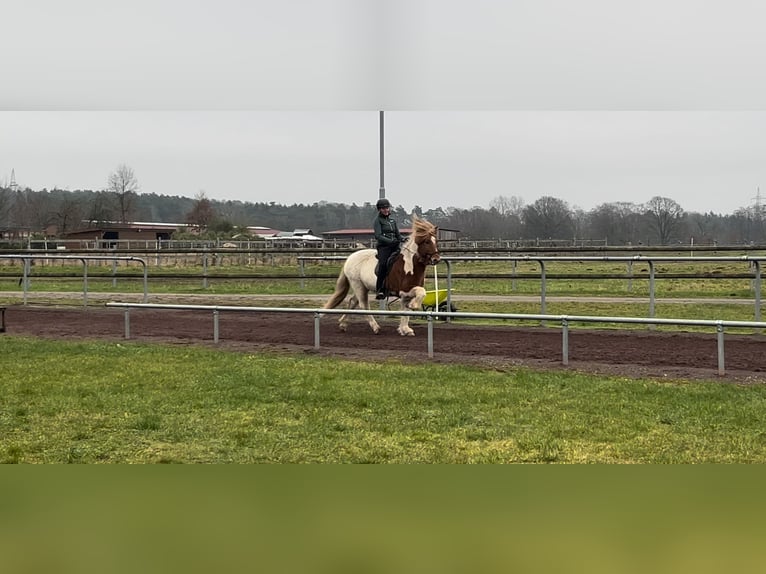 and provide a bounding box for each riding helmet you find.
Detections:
[376,198,391,209]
